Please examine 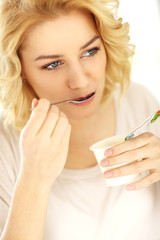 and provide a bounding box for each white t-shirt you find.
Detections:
[0,82,160,240]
